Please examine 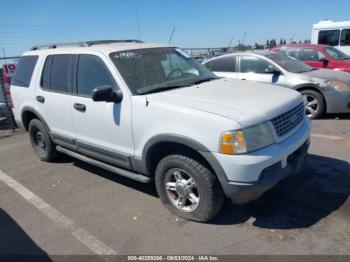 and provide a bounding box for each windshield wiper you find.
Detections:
[190,77,219,85]
[141,84,193,94]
